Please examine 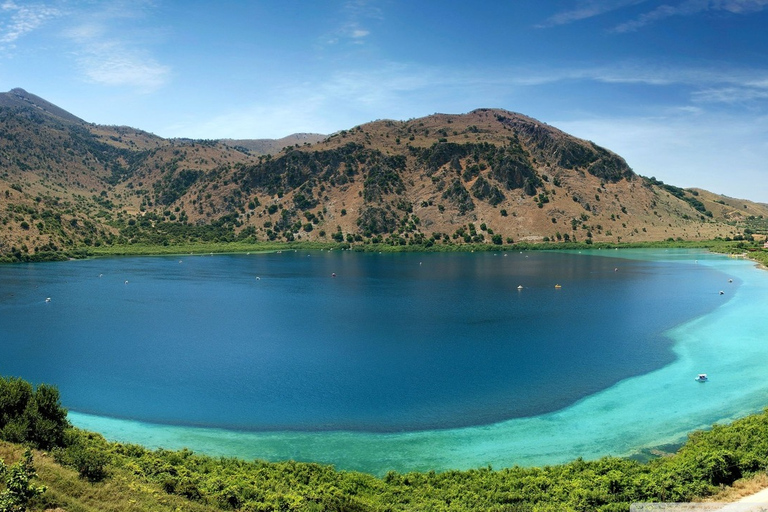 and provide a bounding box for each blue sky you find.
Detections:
[1,1,767,202]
